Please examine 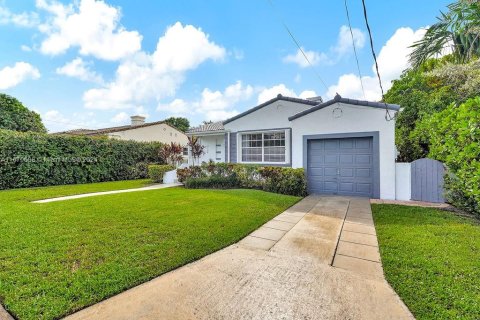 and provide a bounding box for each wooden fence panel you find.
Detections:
[411,158,445,203]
